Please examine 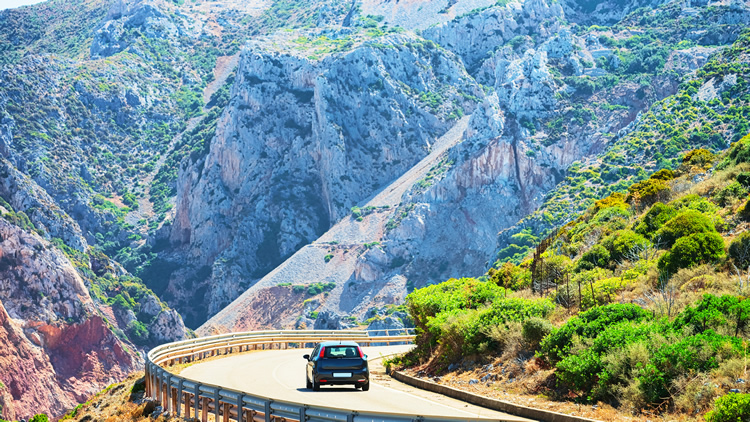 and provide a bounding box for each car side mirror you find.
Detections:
[364,355,368,360]
[303,354,310,360]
